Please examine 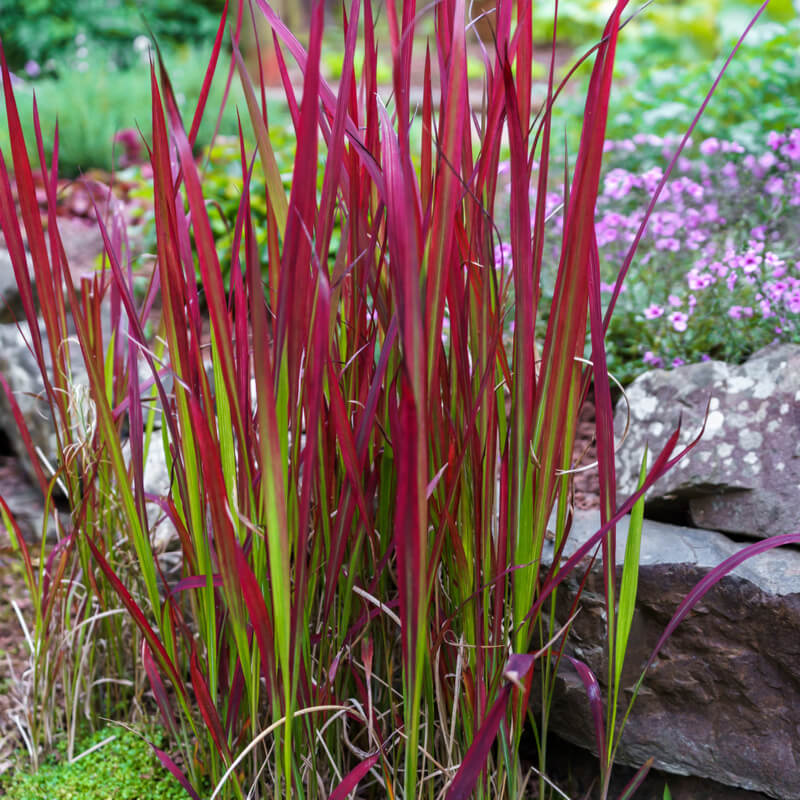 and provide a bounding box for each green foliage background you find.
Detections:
[0,0,224,73]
